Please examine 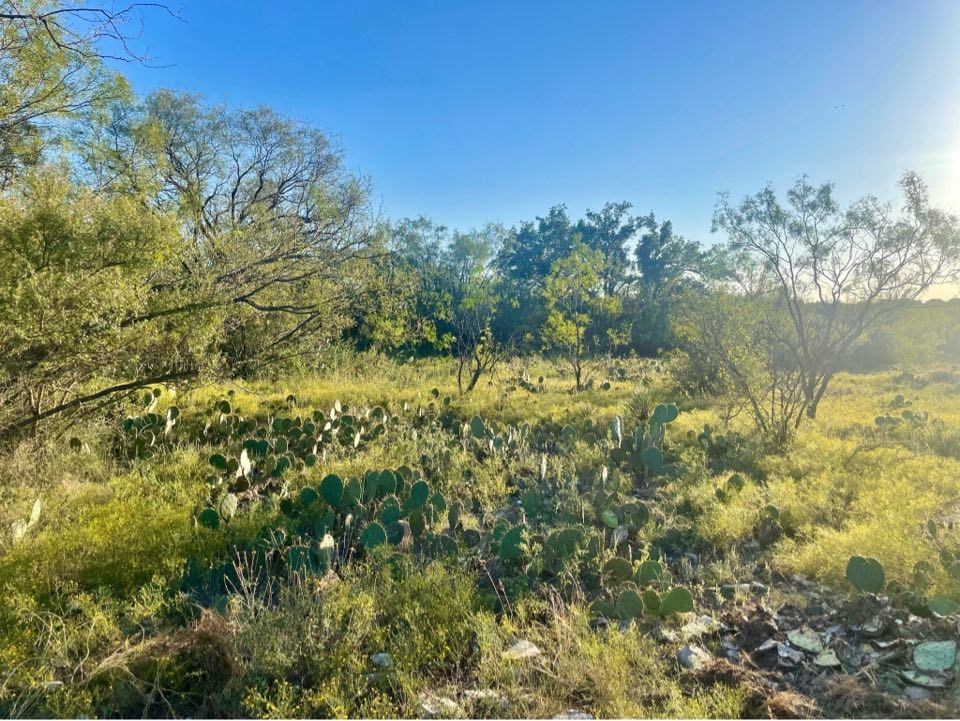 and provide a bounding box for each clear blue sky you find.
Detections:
[116,0,960,243]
